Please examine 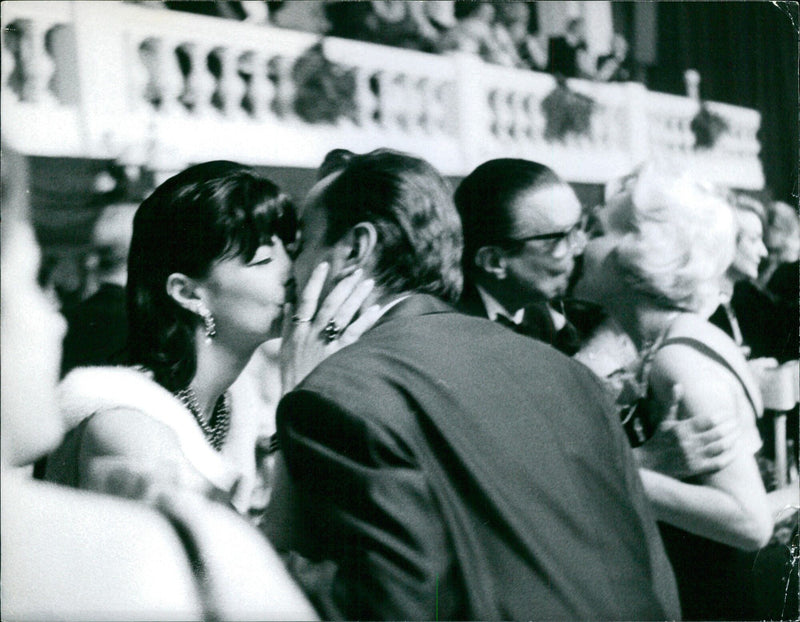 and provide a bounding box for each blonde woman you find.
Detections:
[573,166,772,620]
